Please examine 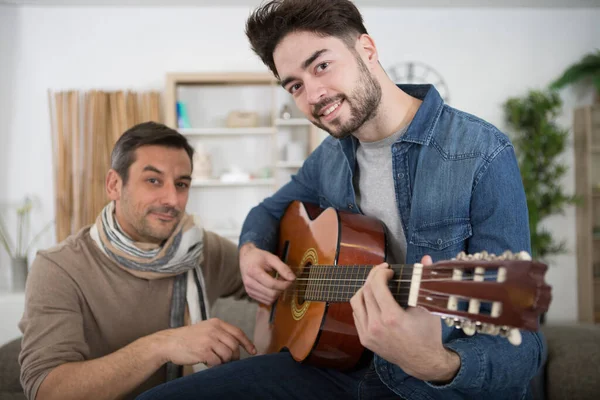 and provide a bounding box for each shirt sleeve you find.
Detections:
[201,230,248,305]
[18,253,90,400]
[239,143,324,253]
[425,144,546,394]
